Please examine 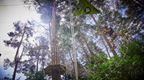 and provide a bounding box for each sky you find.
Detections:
[0,0,41,79]
[0,0,125,79]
